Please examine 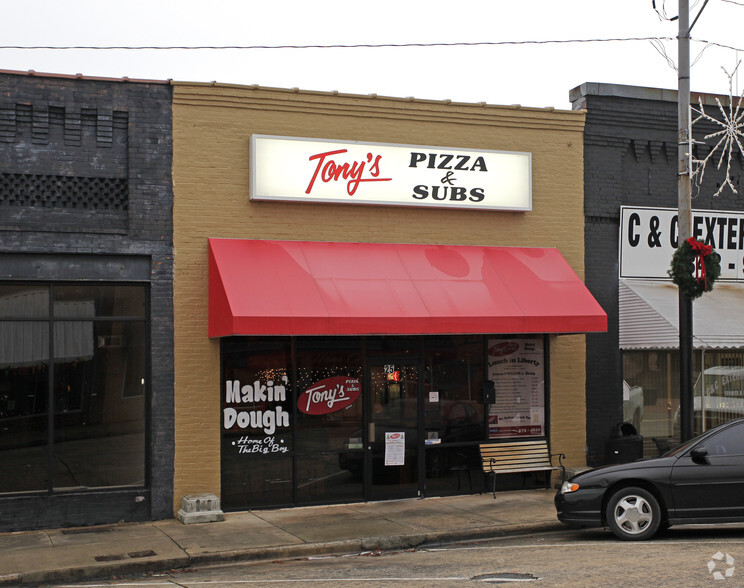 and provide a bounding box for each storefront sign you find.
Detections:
[298,376,361,415]
[250,135,532,211]
[620,206,744,281]
[487,338,545,438]
[232,435,288,455]
[223,377,290,435]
